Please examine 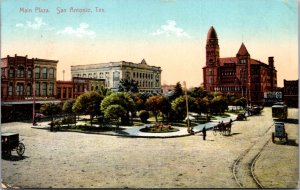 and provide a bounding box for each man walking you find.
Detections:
[202,126,206,140]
